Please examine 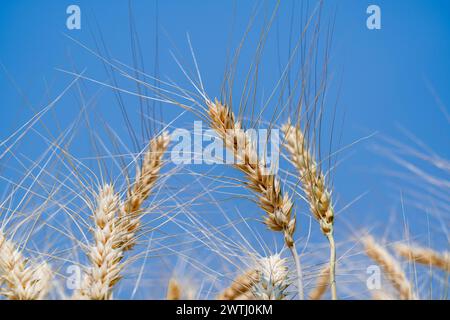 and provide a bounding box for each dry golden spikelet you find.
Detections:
[252,254,291,300]
[0,232,52,300]
[282,122,334,235]
[308,266,330,300]
[207,100,295,248]
[234,291,256,300]
[123,131,170,215]
[119,131,171,251]
[371,290,395,300]
[166,278,182,300]
[76,184,124,300]
[217,269,259,300]
[282,122,337,300]
[395,243,450,273]
[363,236,416,300]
